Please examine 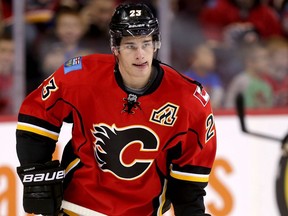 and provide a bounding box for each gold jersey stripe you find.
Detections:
[285,160,288,207]
[170,170,209,183]
[63,209,80,216]
[17,122,59,141]
[65,158,81,175]
[157,179,168,216]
